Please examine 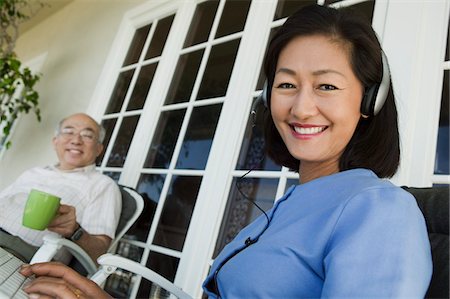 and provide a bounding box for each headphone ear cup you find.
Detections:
[361,85,379,116]
[362,51,391,116]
